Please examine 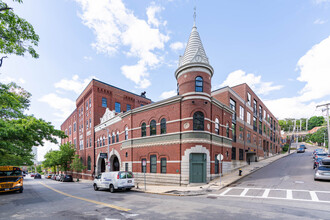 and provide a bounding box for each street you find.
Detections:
[1,144,330,220]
